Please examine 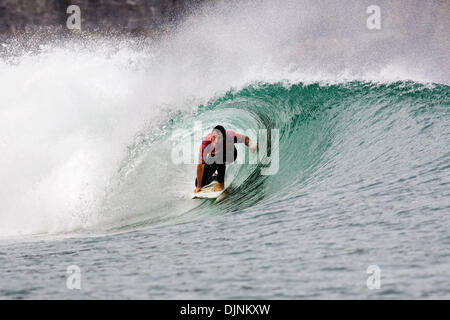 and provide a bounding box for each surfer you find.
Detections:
[194,125,257,193]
